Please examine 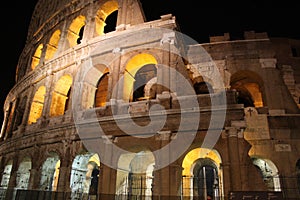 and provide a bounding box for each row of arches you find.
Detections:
[2,52,267,141]
[0,148,288,199]
[29,0,119,71]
